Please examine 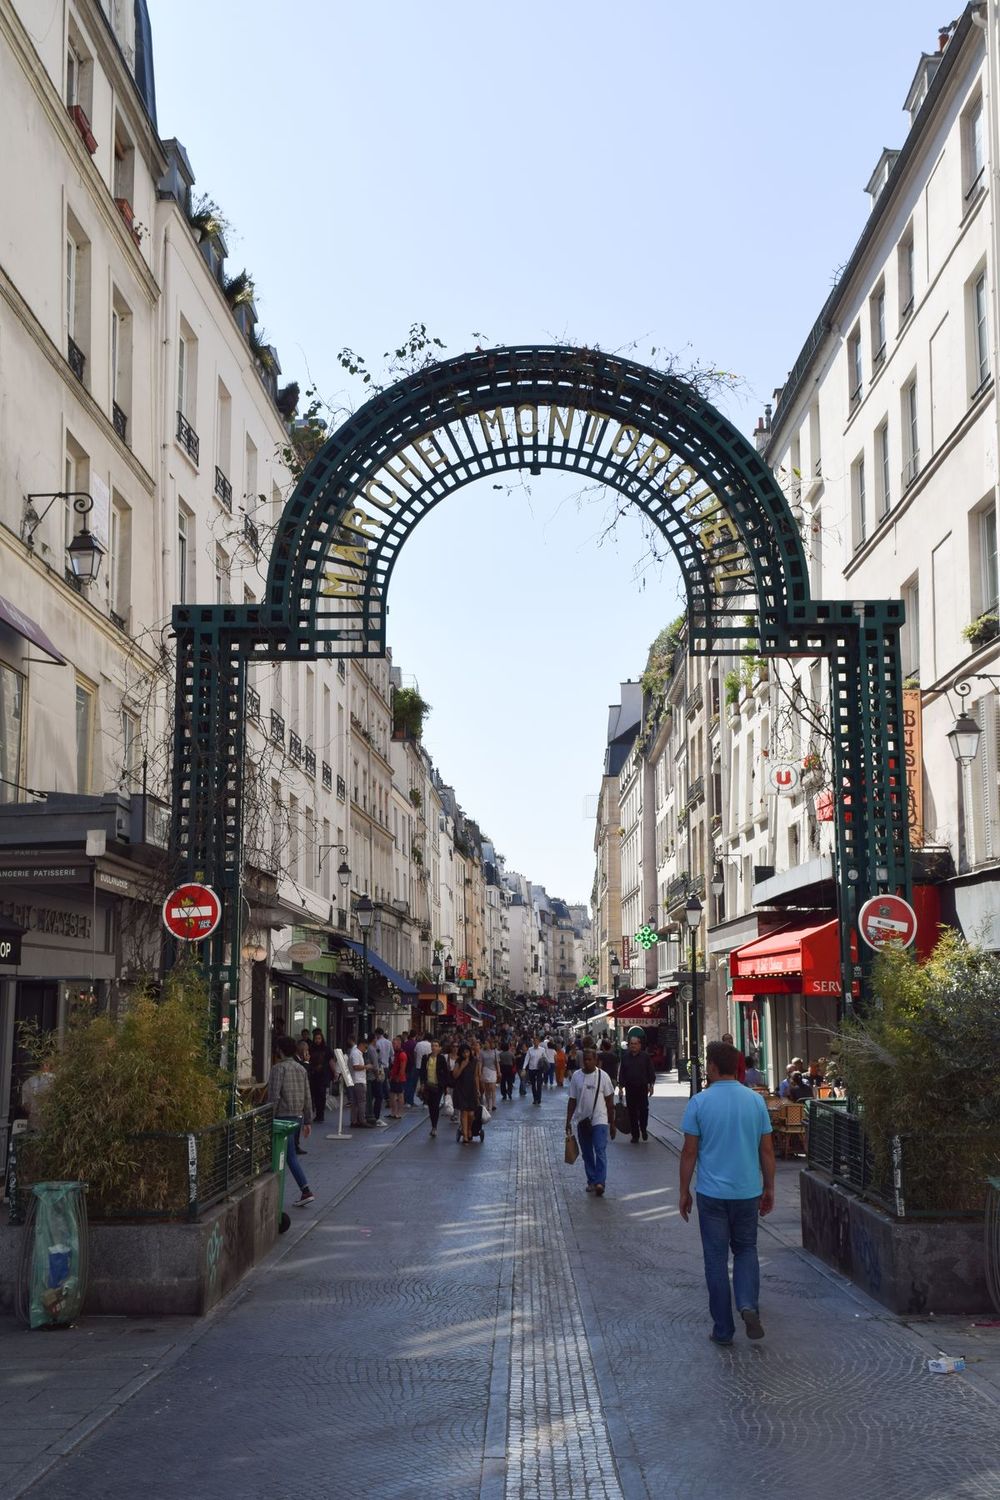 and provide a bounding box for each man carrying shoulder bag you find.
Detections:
[566,1047,616,1195]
